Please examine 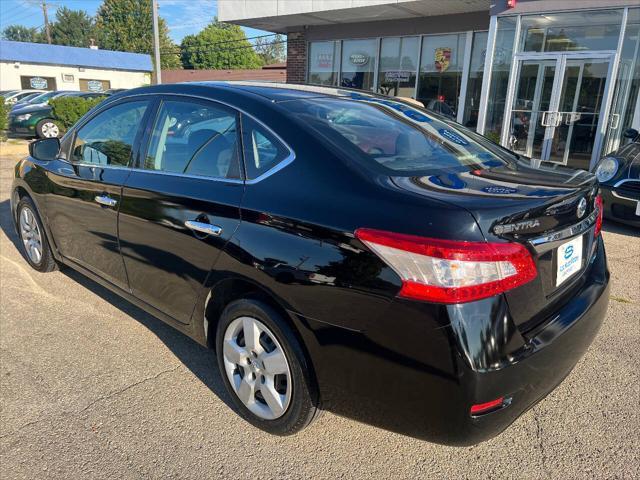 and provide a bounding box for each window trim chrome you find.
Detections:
[67,91,296,184]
